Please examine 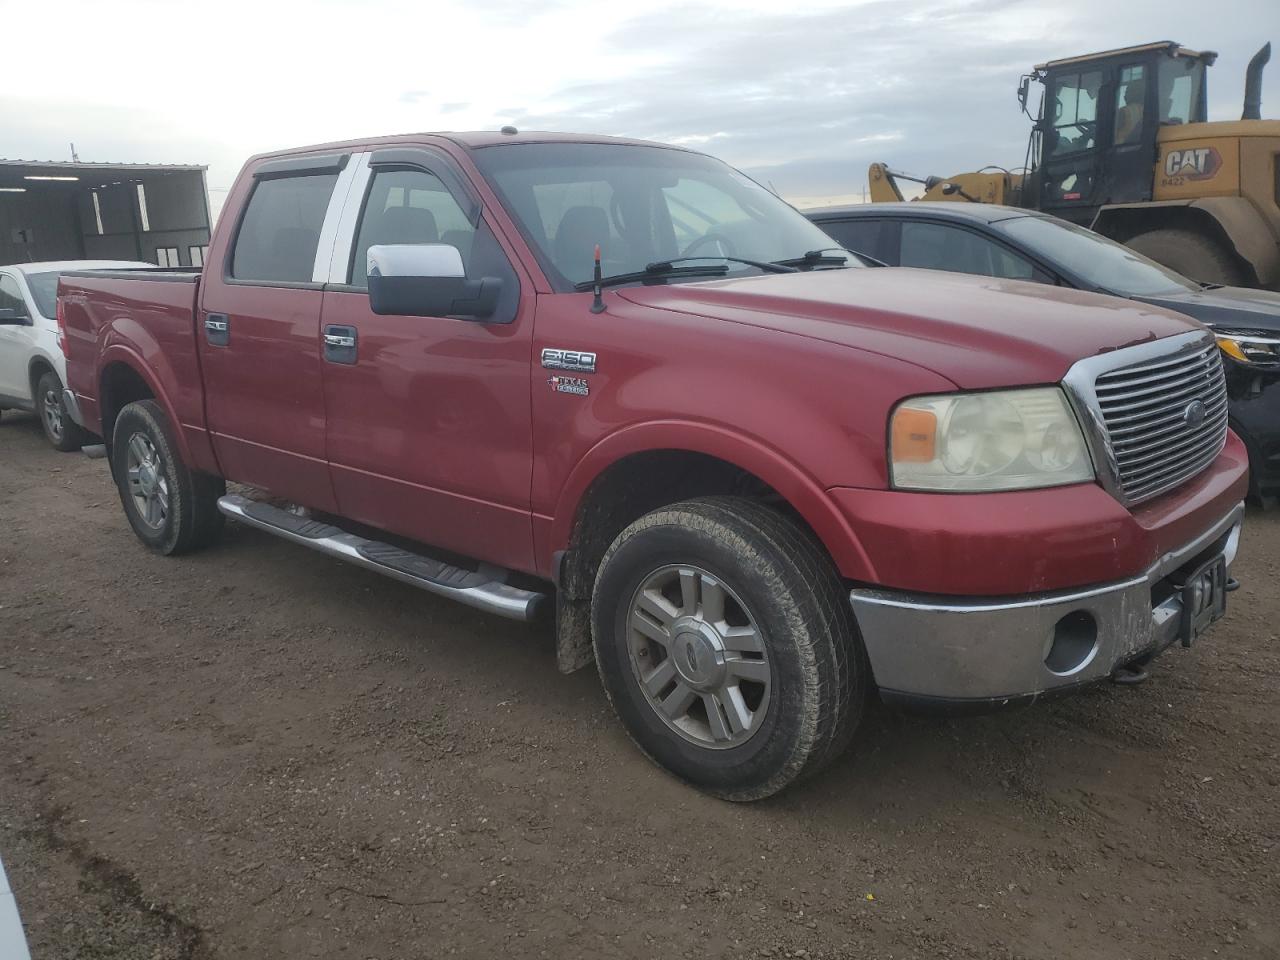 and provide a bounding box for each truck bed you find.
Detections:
[59,269,212,471]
